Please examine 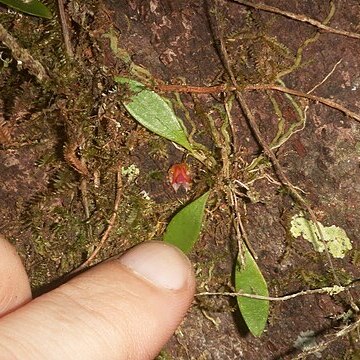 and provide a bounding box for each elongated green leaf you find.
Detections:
[0,0,52,18]
[235,247,269,337]
[163,191,209,253]
[115,77,193,151]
